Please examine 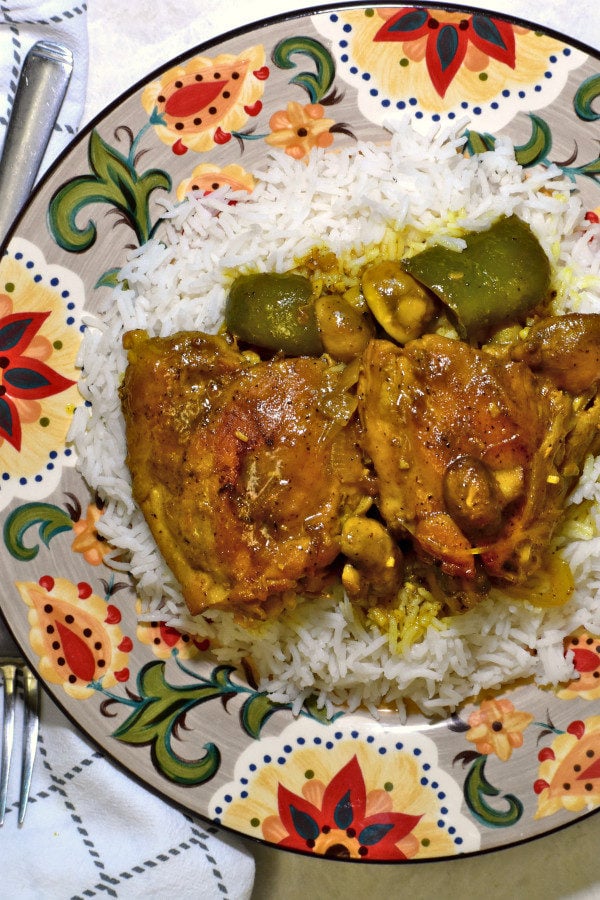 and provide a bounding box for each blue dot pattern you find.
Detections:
[322,11,569,128]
